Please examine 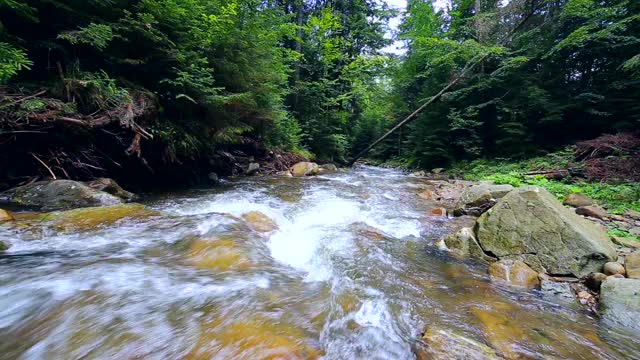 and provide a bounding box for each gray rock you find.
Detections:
[86,178,137,201]
[453,183,514,216]
[629,227,640,236]
[475,186,617,277]
[246,162,260,175]
[612,236,640,249]
[442,227,496,263]
[539,276,575,300]
[600,278,640,331]
[1,180,122,211]
[208,172,219,183]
